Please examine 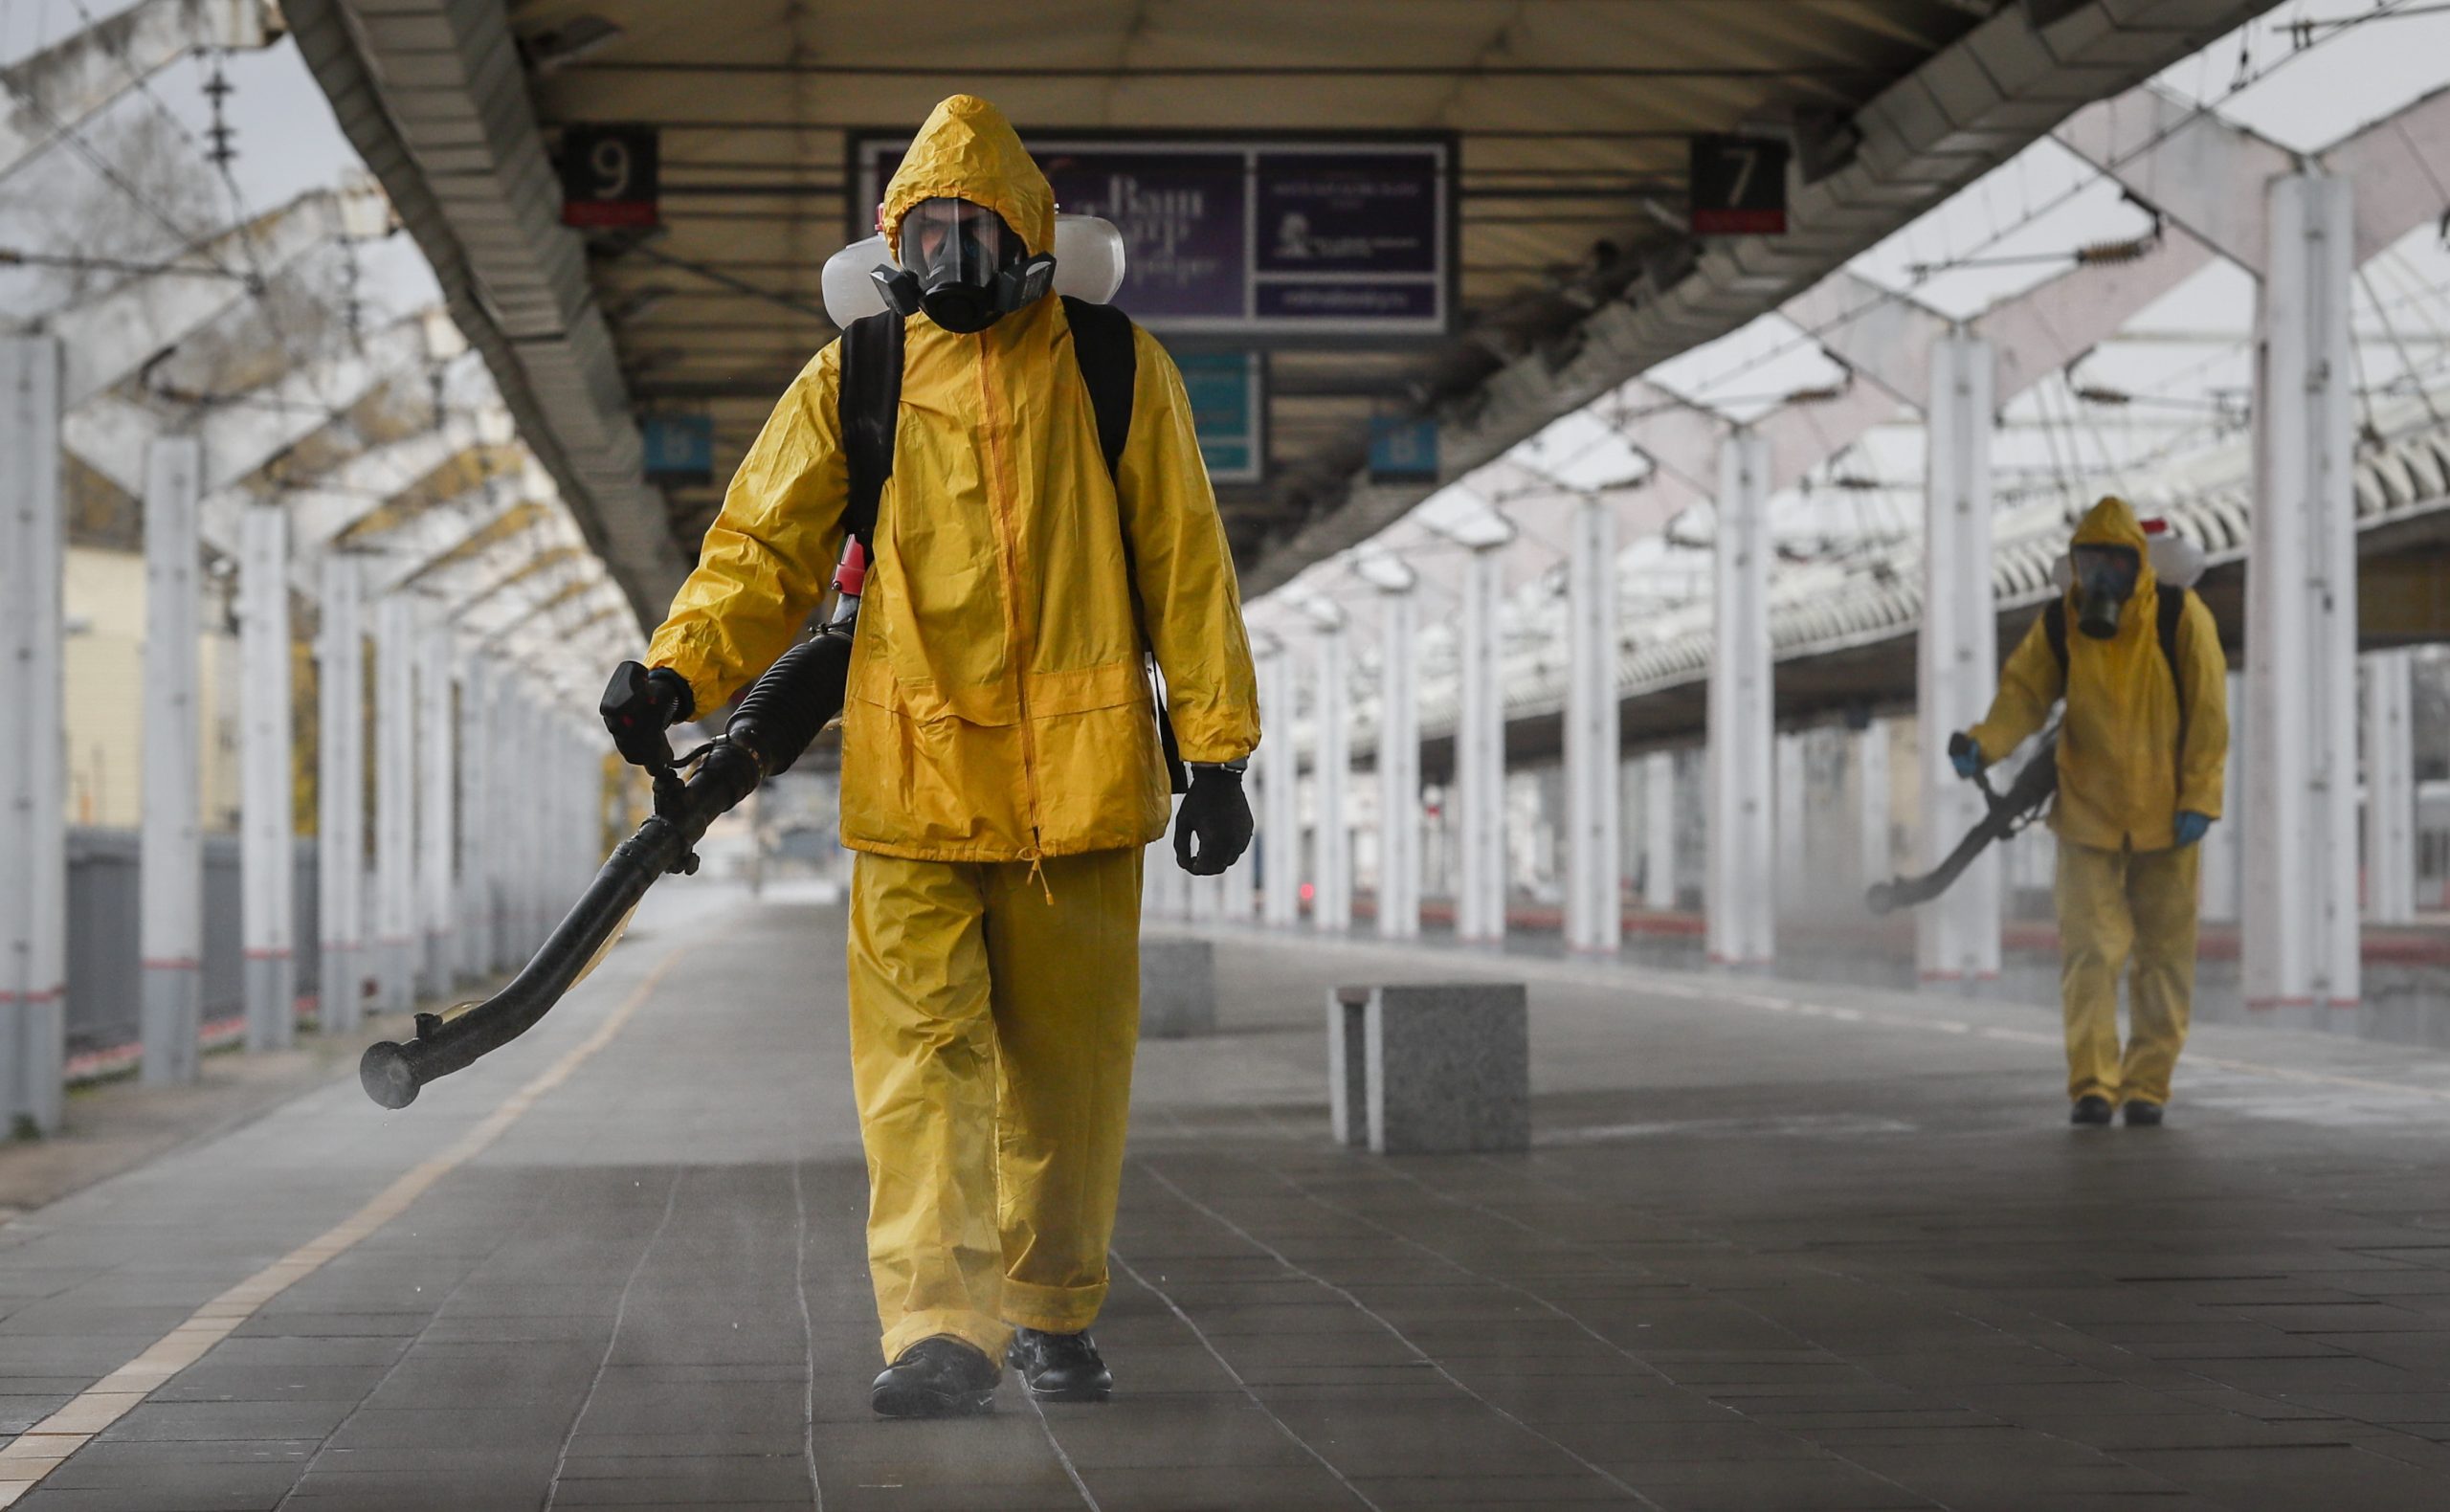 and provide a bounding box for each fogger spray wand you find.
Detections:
[1864,731,2059,917]
[358,543,869,1109]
